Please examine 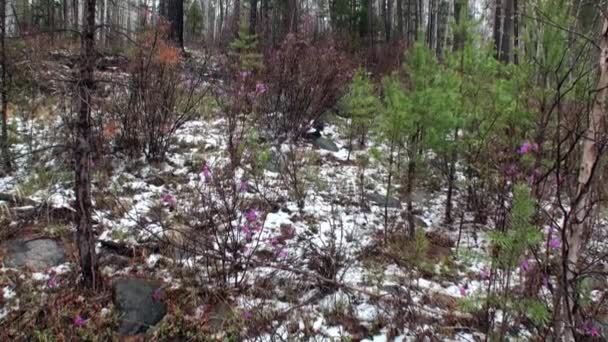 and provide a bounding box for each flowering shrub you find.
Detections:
[154,161,270,289]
